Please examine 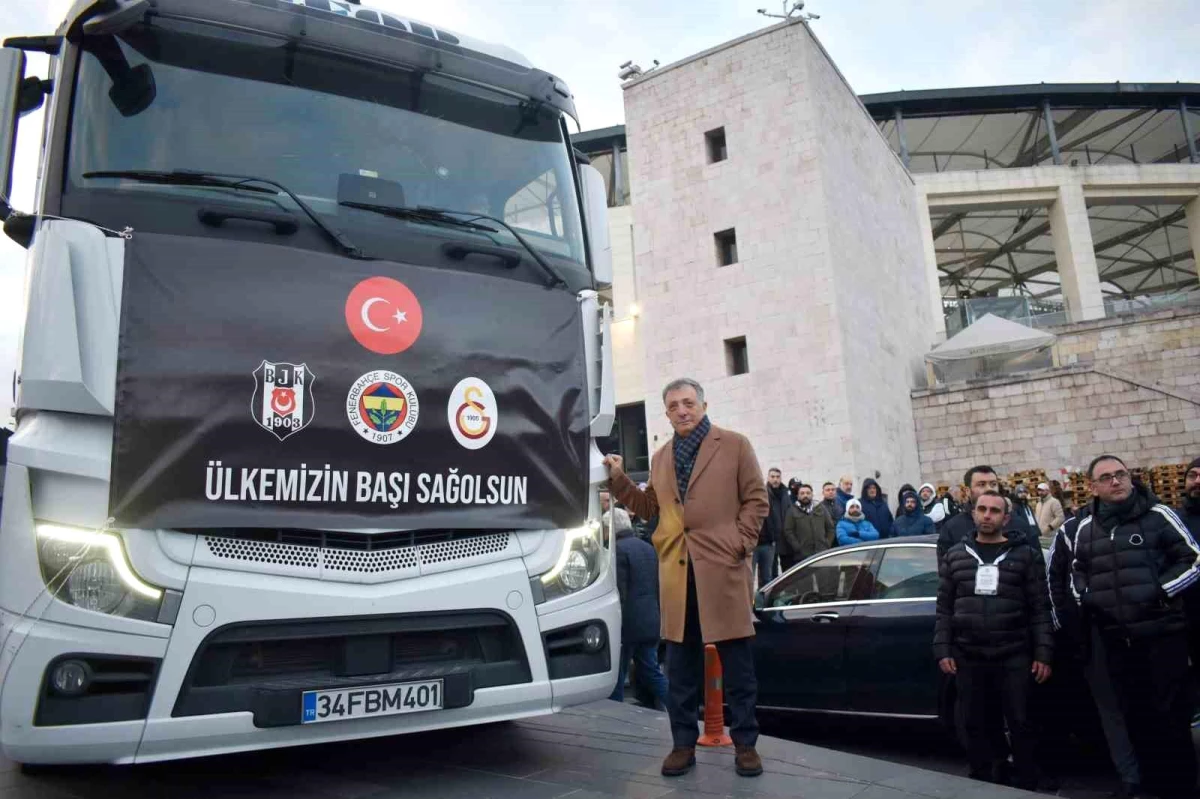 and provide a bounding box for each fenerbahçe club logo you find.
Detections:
[346,370,419,445]
[448,377,498,450]
[251,361,315,441]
